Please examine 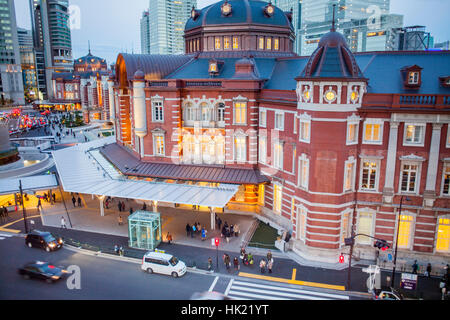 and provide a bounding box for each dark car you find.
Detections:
[25,230,63,252]
[18,261,68,283]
